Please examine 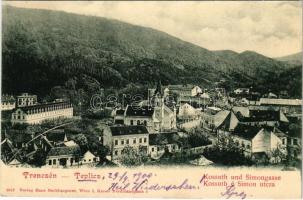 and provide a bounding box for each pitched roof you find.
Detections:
[47,145,81,157]
[149,132,179,145]
[259,98,303,106]
[83,150,97,158]
[45,129,67,142]
[217,112,232,130]
[125,105,154,117]
[116,109,125,115]
[110,125,149,136]
[233,124,261,140]
[232,106,250,117]
[1,95,15,103]
[271,127,286,138]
